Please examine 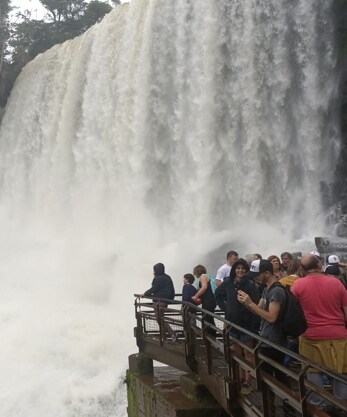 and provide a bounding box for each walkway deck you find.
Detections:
[133,296,347,417]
